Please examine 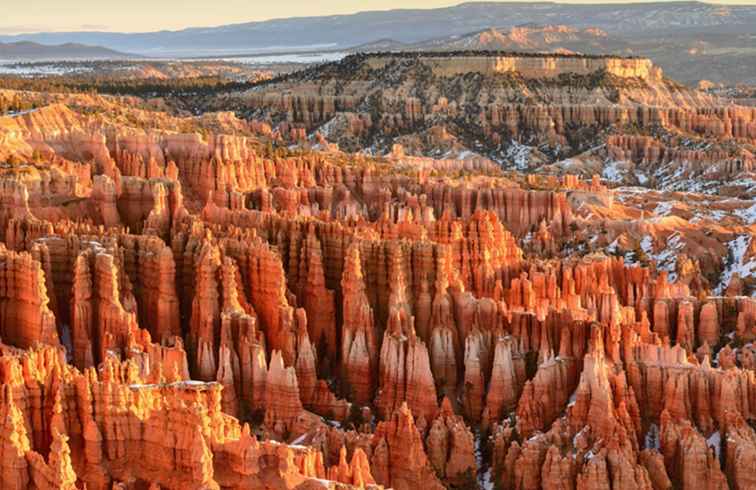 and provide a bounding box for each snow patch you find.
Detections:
[502,140,531,170]
[568,388,578,407]
[714,235,756,295]
[734,203,756,225]
[290,433,308,446]
[641,233,684,281]
[315,117,339,140]
[0,63,94,76]
[602,160,626,183]
[706,431,721,459]
[5,108,39,118]
[474,432,494,490]
[644,424,660,450]
[652,201,673,217]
